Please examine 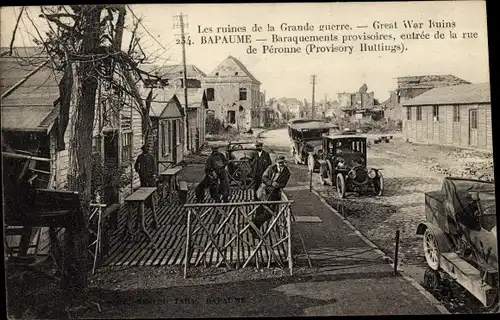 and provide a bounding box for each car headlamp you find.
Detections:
[348,170,356,179]
[368,169,377,179]
[337,161,345,168]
